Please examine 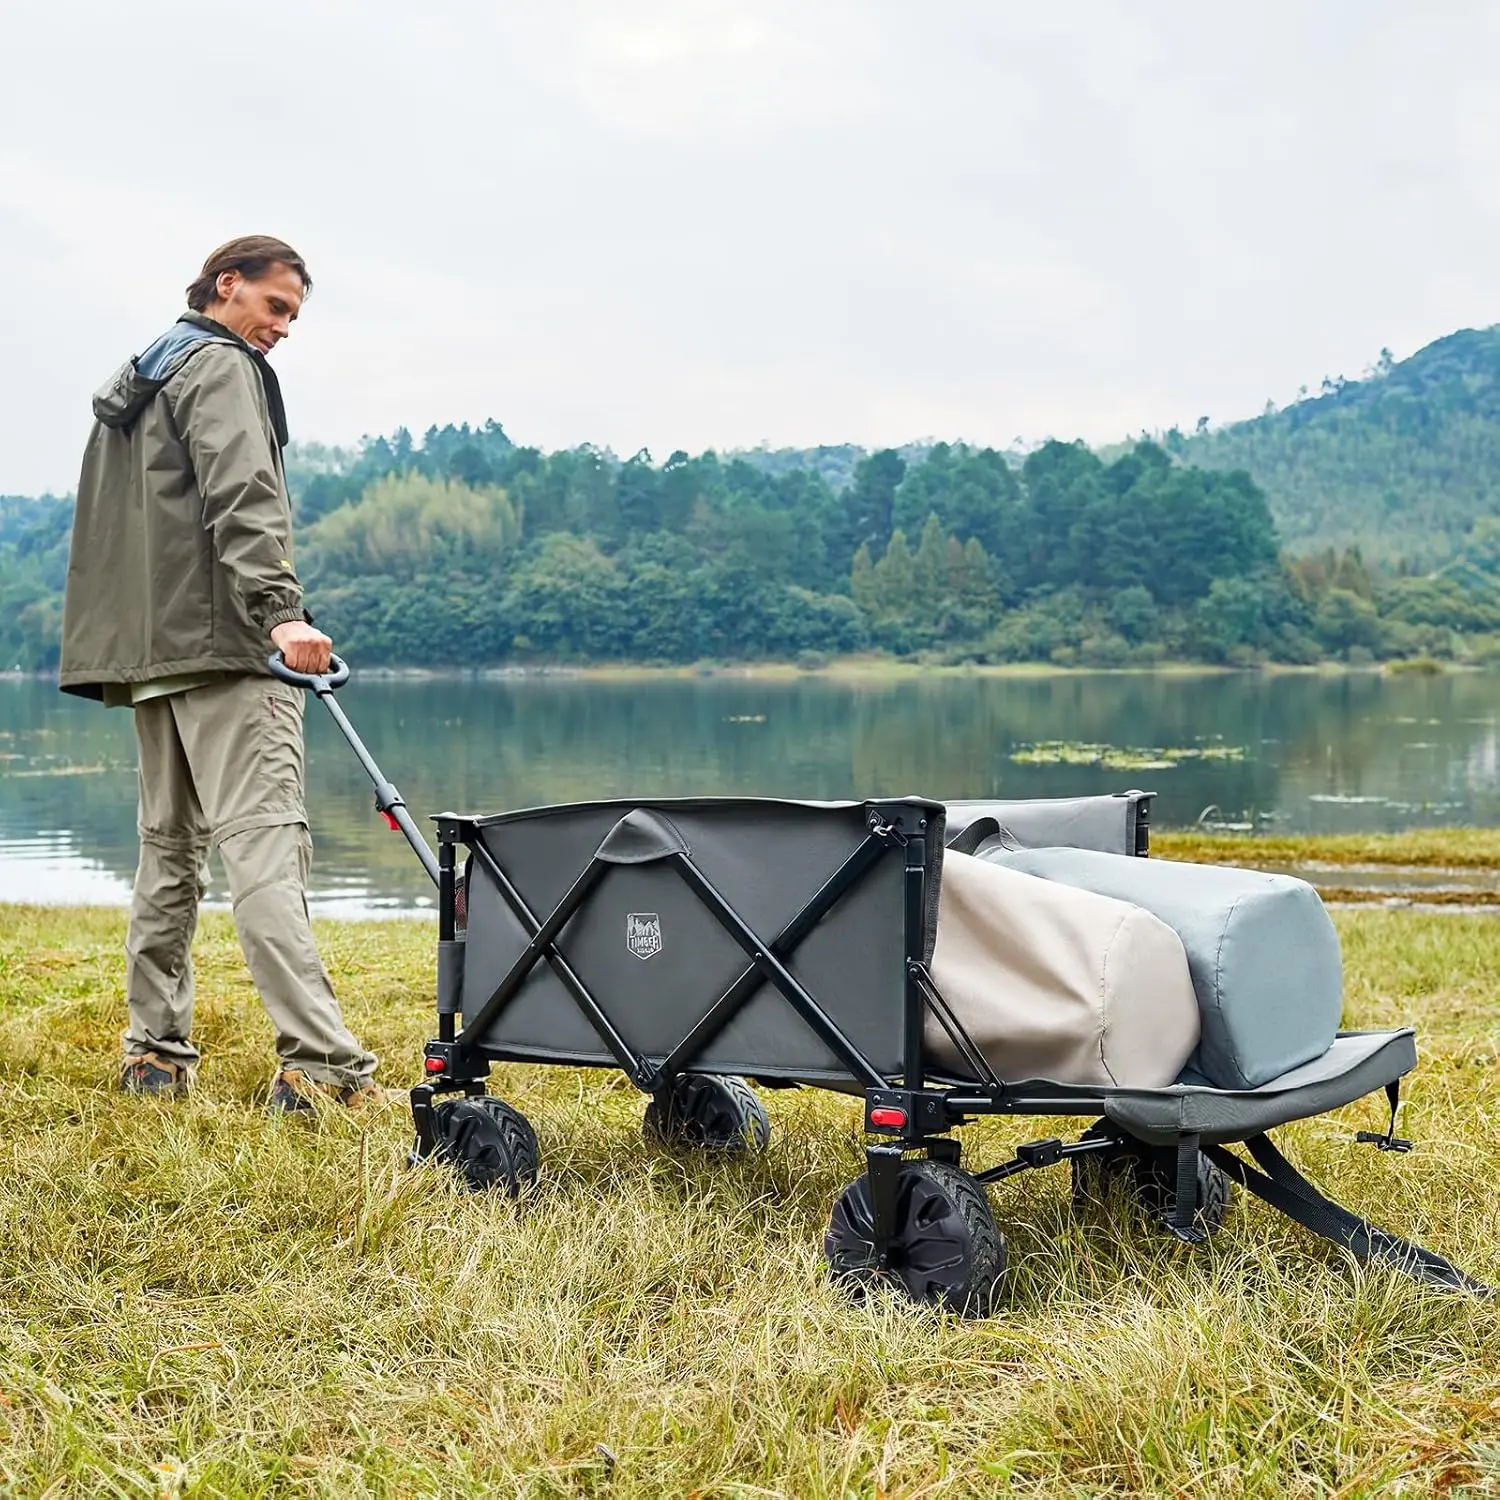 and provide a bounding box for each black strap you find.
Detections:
[1356,1080,1413,1152]
[250,348,290,450]
[945,817,1000,856]
[1167,1133,1205,1241]
[1203,1134,1491,1297]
